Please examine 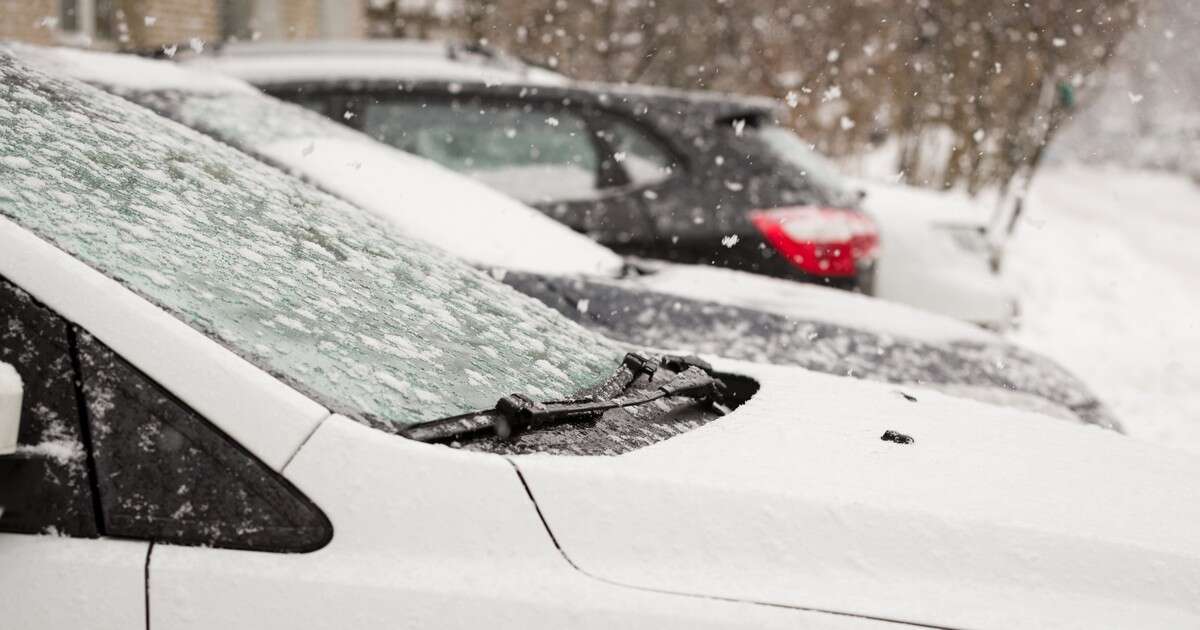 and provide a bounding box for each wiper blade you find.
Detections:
[400,353,725,444]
